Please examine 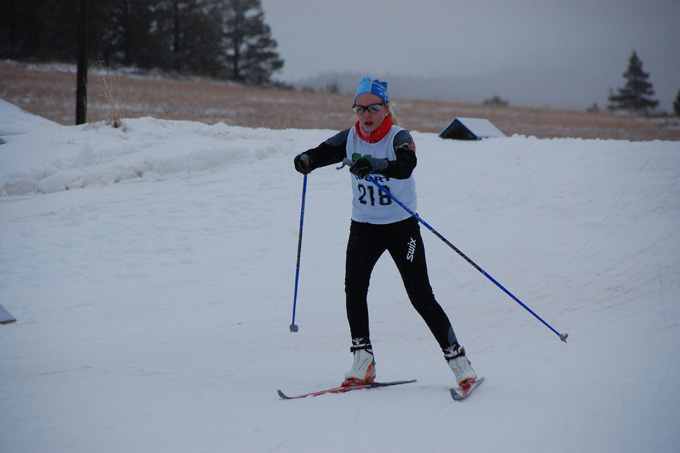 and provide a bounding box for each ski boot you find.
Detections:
[445,343,477,389]
[343,340,376,387]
